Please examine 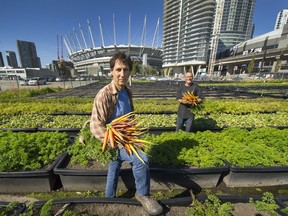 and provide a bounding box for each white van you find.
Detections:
[28,77,47,86]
